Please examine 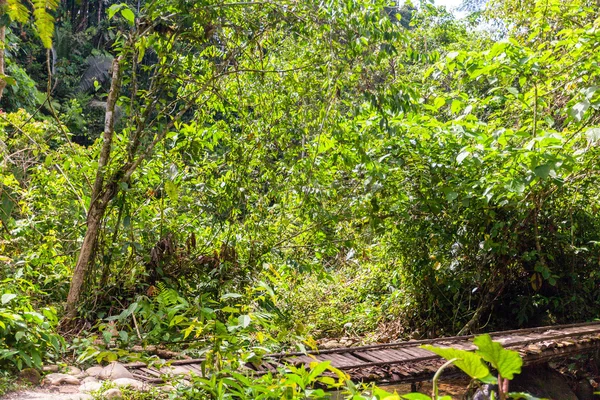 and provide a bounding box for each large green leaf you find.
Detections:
[474,334,522,380]
[421,345,489,379]
[569,100,590,122]
[1,294,17,305]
